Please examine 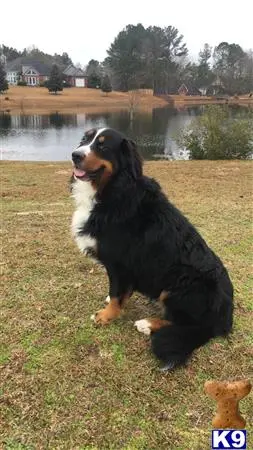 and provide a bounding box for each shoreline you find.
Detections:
[0,86,252,115]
